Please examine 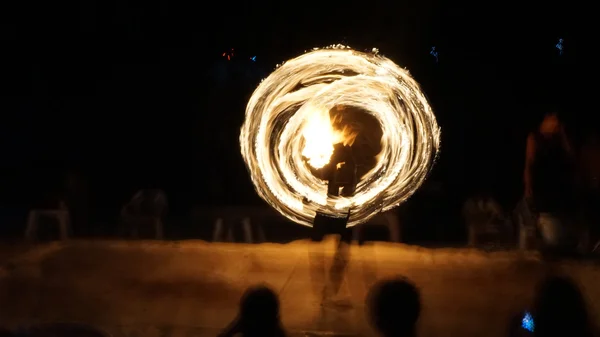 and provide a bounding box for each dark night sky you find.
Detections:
[0,0,596,222]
